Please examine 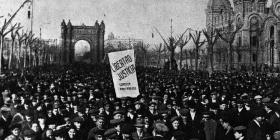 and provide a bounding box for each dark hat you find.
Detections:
[113,110,124,116]
[104,128,118,137]
[9,123,22,130]
[179,109,189,116]
[149,101,157,106]
[72,117,84,123]
[188,100,196,108]
[159,109,169,115]
[134,120,145,127]
[110,119,124,126]
[262,97,271,103]
[170,116,180,123]
[209,103,219,109]
[253,110,265,118]
[233,126,246,131]
[134,101,142,105]
[96,115,105,120]
[89,109,99,116]
[236,100,243,105]
[23,129,36,137]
